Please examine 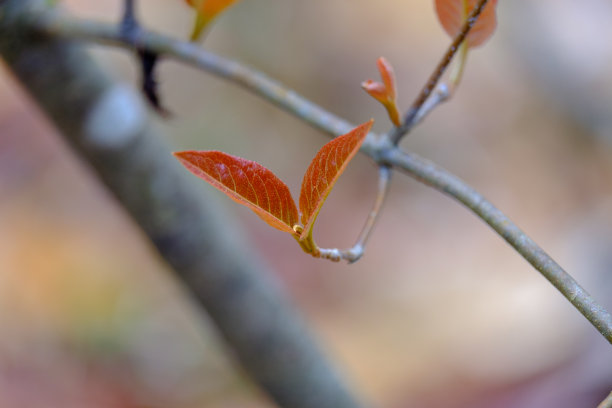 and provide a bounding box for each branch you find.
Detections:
[120,0,136,34]
[13,3,612,343]
[409,83,450,129]
[380,148,612,344]
[389,0,491,144]
[346,165,392,262]
[0,2,371,408]
[27,9,356,138]
[318,165,392,263]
